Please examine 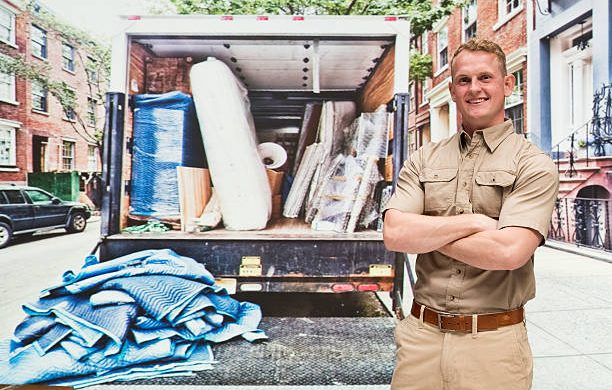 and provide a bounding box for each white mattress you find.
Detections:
[190,58,271,230]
